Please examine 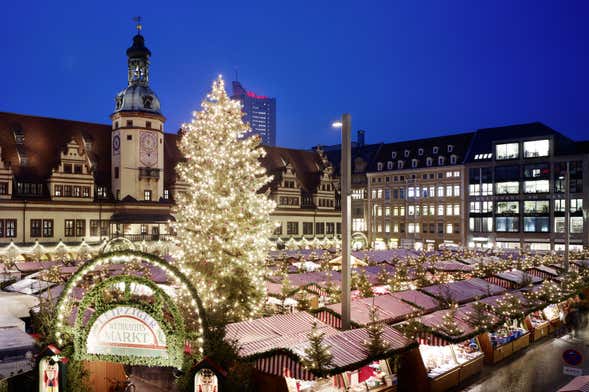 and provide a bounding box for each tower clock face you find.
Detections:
[139,131,158,167]
[113,134,120,153]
